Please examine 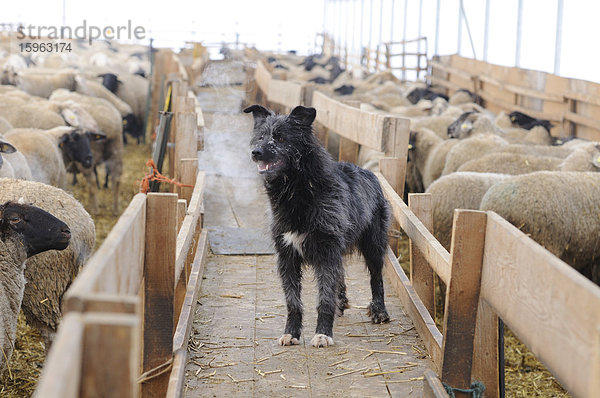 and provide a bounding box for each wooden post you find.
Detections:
[142,193,178,398]
[174,112,198,187]
[178,158,198,205]
[81,313,139,398]
[177,199,187,232]
[441,210,487,397]
[408,193,436,318]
